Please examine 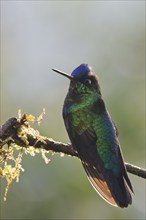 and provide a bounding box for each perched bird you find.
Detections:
[52,64,133,208]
